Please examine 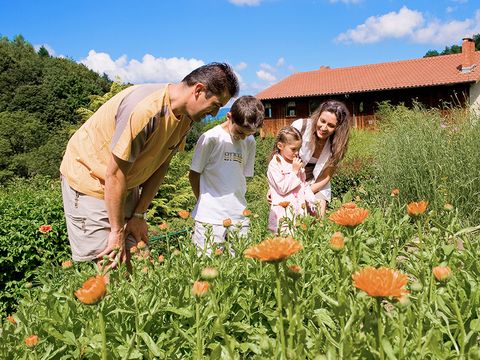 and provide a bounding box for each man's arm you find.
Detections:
[97,153,132,259]
[125,153,175,242]
[189,170,201,200]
